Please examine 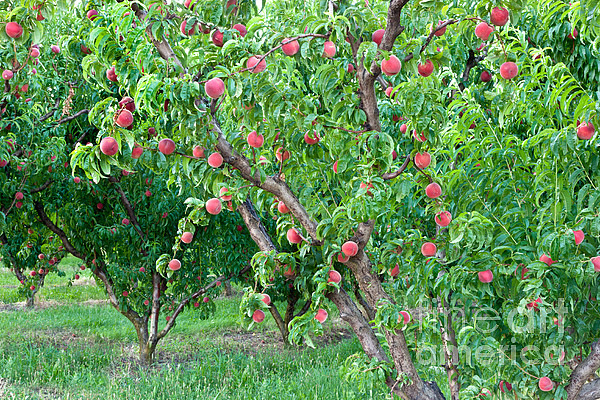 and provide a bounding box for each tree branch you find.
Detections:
[212,117,322,245]
[54,109,89,125]
[127,1,186,72]
[31,179,53,194]
[39,99,60,122]
[568,340,600,400]
[383,155,411,180]
[33,201,86,260]
[108,176,148,248]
